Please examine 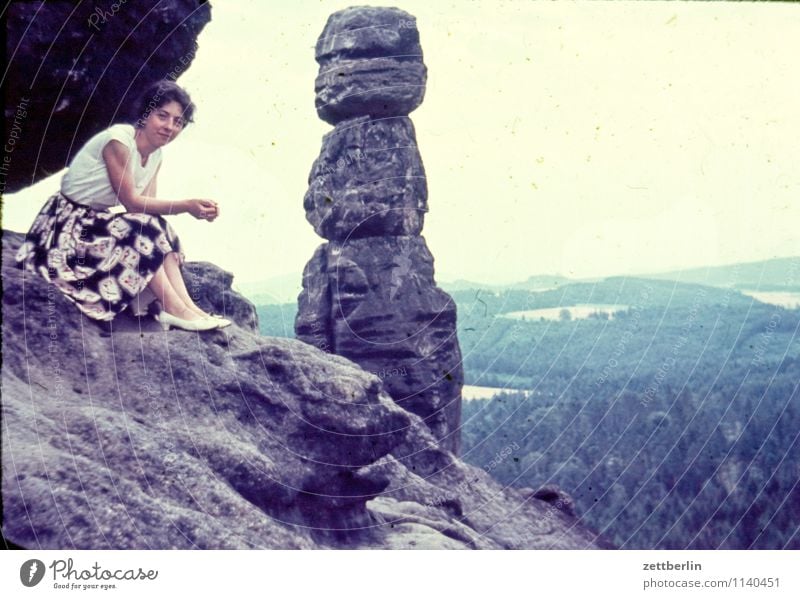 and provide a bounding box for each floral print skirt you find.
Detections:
[14,192,186,322]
